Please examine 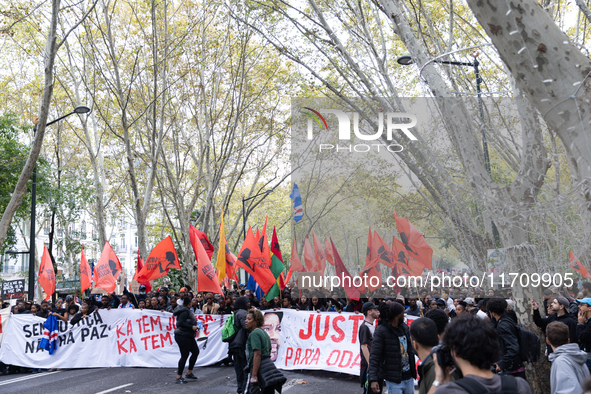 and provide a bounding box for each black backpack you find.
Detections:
[455,375,519,394]
[516,325,540,363]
